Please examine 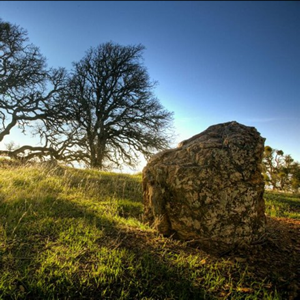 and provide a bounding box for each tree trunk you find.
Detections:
[89,138,106,169]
